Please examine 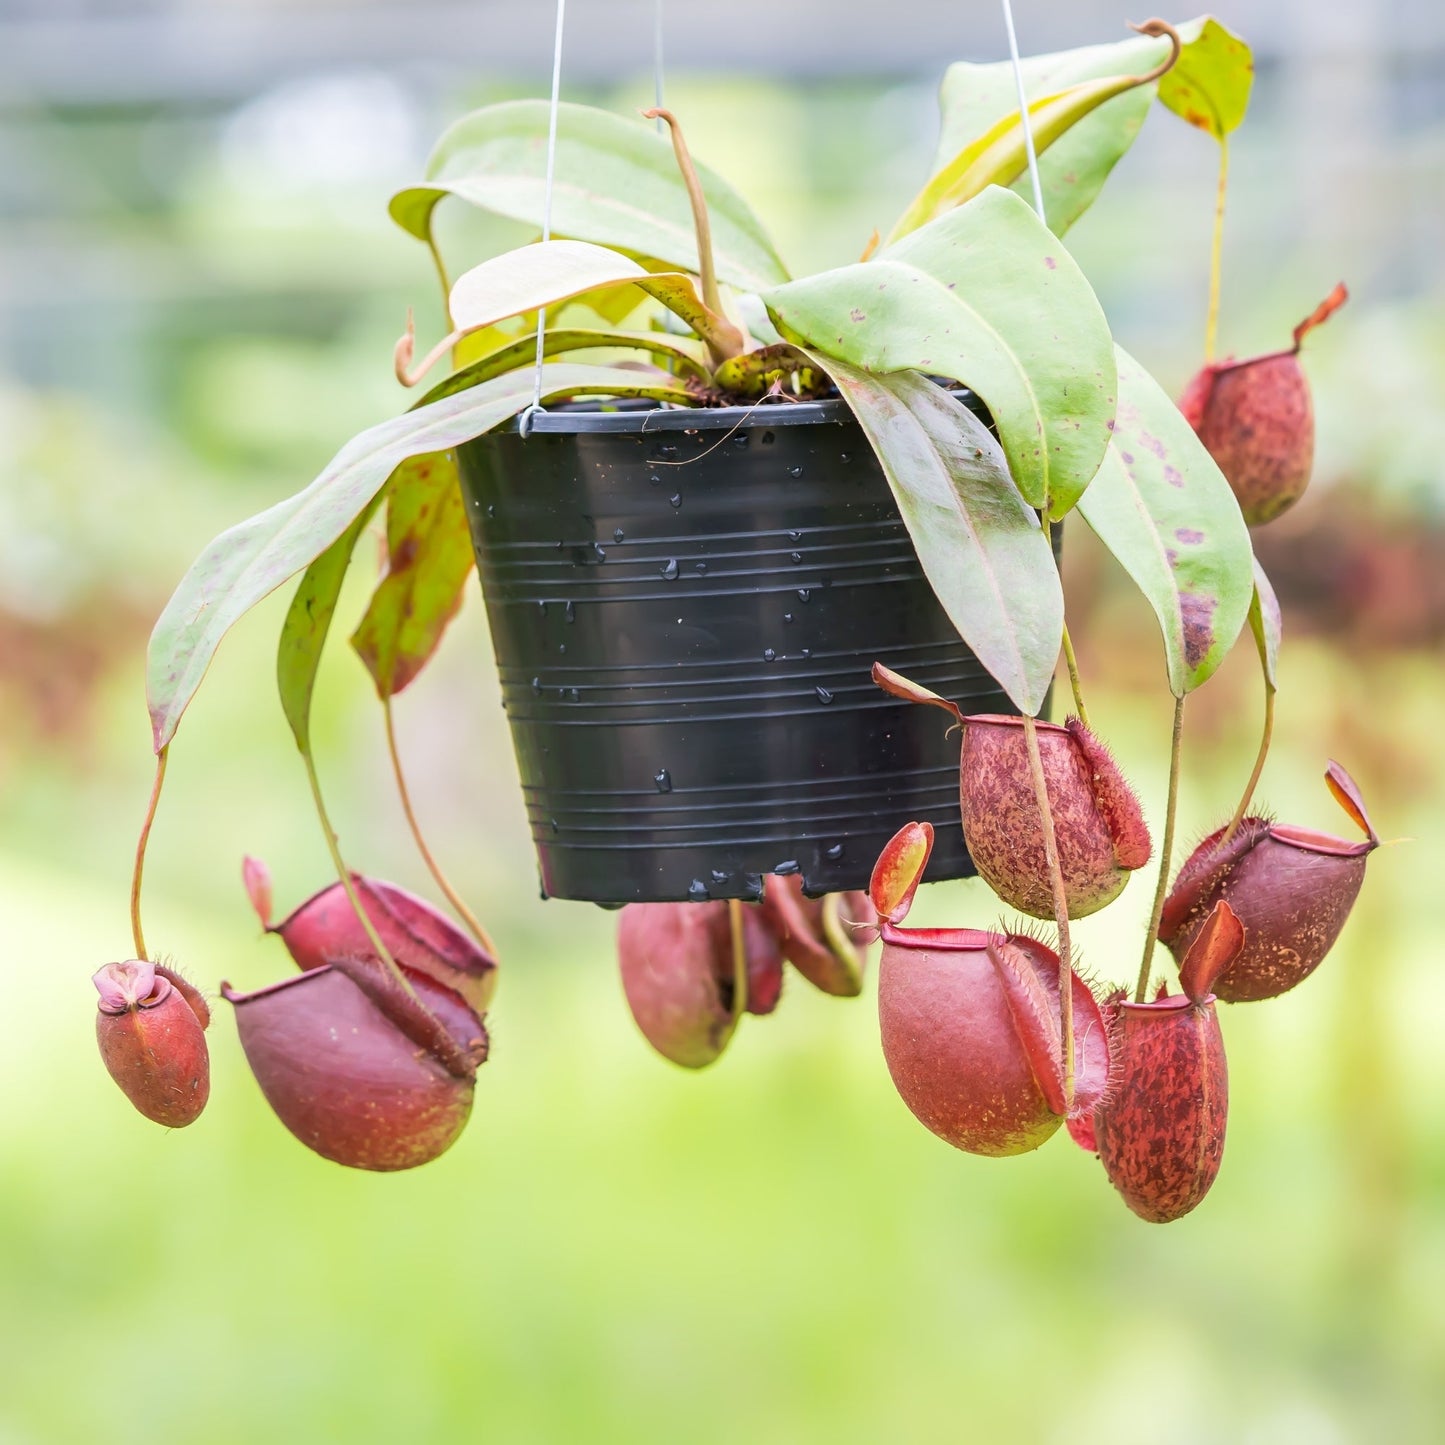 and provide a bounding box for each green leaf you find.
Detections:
[763,188,1116,520]
[403,240,740,381]
[146,362,694,752]
[389,100,789,294]
[417,328,710,408]
[804,351,1062,717]
[895,49,1171,241]
[350,453,475,699]
[1248,557,1281,692]
[928,18,1215,235]
[1076,346,1252,695]
[277,495,383,753]
[1157,17,1252,140]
